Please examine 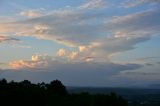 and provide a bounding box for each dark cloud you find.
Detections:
[0,61,142,86]
[136,56,159,61]
[124,71,160,75]
[0,36,20,43]
[157,62,160,64]
[145,63,154,66]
